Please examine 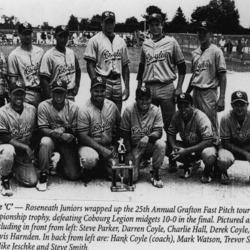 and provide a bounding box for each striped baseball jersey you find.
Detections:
[7,45,44,87]
[84,32,130,76]
[38,99,78,131]
[168,108,213,146]
[77,99,121,146]
[140,36,185,83]
[0,103,36,145]
[120,103,163,146]
[40,47,78,90]
[191,44,226,89]
[220,110,250,146]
